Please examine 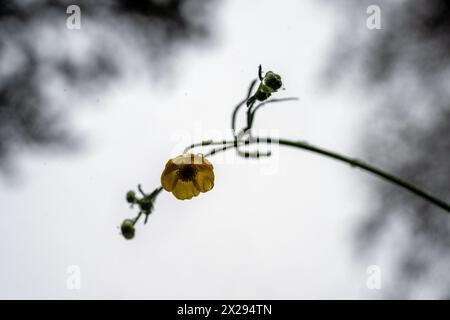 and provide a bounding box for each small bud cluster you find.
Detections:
[120,185,162,240]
